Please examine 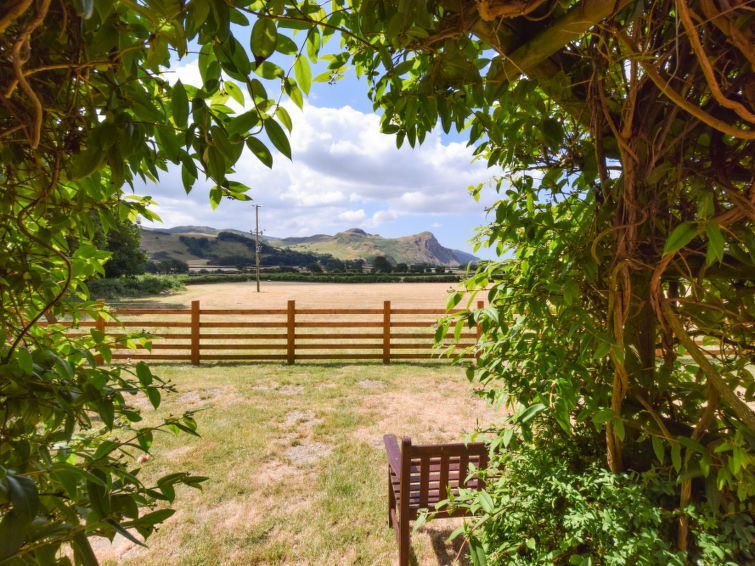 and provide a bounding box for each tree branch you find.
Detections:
[616,30,755,140]
[676,0,755,125]
[661,301,755,432]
